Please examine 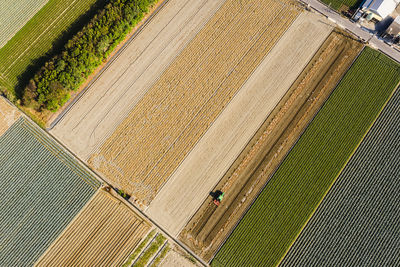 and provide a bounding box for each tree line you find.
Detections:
[23,0,157,111]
